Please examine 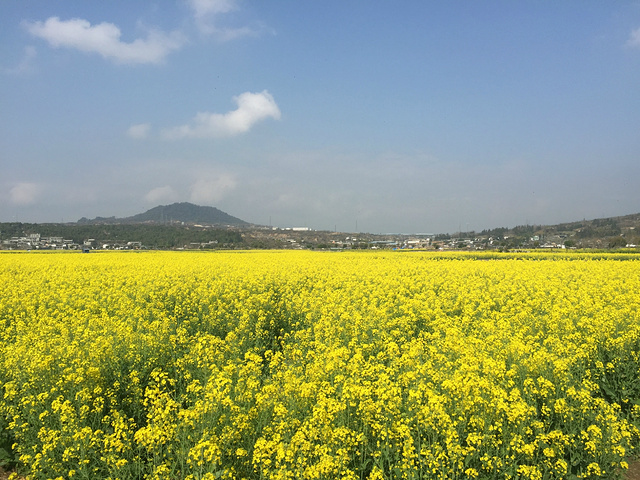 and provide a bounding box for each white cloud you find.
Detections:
[24,17,185,65]
[145,185,179,203]
[127,123,151,139]
[163,90,281,139]
[188,0,238,18]
[190,174,237,204]
[3,46,37,75]
[9,182,41,205]
[628,27,640,48]
[186,0,269,39]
